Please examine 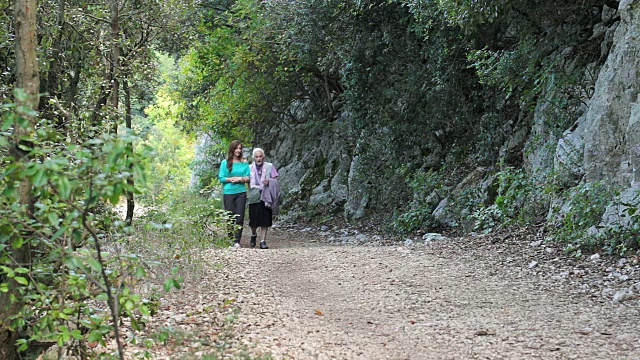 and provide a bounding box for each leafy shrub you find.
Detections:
[0,98,234,358]
[0,102,157,358]
[551,181,615,254]
[496,166,547,224]
[133,192,236,266]
[471,204,504,233]
[449,185,485,232]
[598,199,640,256]
[392,169,444,233]
[467,167,544,232]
